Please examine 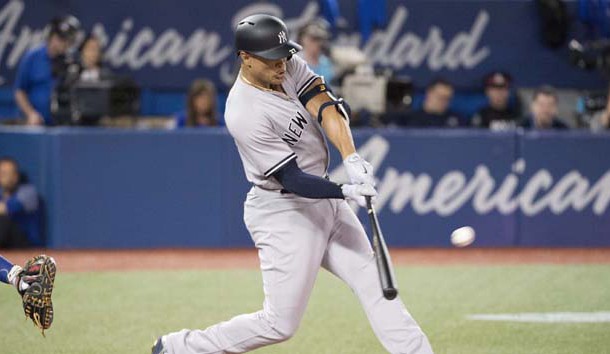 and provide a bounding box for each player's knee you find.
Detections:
[270,325,297,342]
[267,313,301,342]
